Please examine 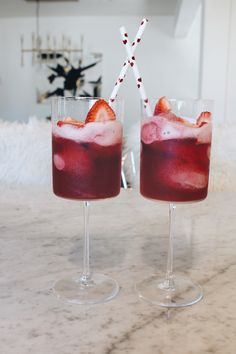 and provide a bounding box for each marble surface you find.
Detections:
[0,187,236,354]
